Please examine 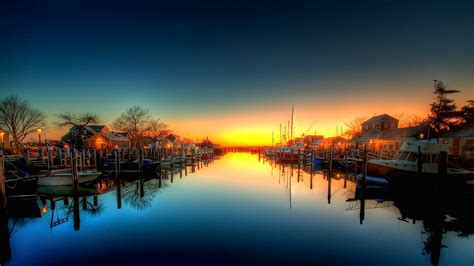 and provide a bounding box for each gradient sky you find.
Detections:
[1,0,474,145]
